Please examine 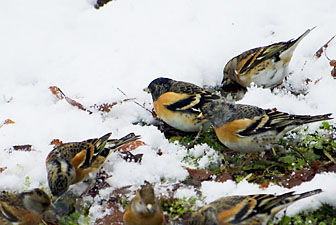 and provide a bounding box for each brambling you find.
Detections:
[144,77,220,133]
[0,188,51,225]
[123,183,164,225]
[46,132,140,197]
[200,98,332,153]
[190,188,322,225]
[222,28,314,101]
